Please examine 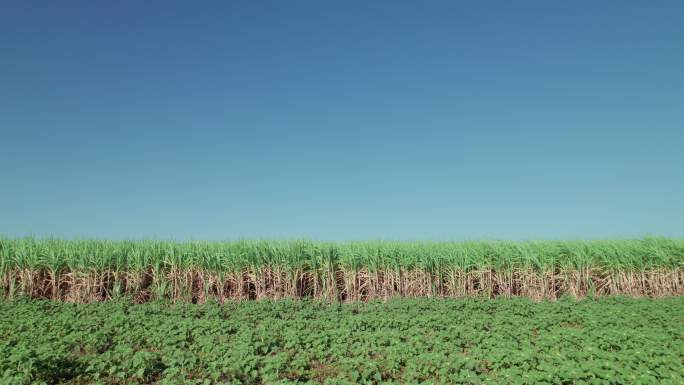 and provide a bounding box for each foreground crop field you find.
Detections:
[1,238,683,302]
[1,297,682,385]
